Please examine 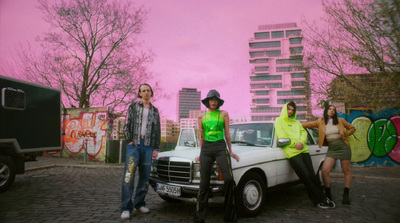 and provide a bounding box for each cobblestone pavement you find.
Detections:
[0,156,399,223]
